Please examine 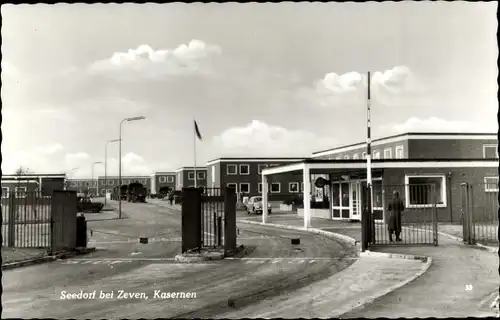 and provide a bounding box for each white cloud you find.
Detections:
[302,65,430,108]
[34,143,64,155]
[32,108,75,122]
[89,40,222,78]
[380,117,497,135]
[212,120,336,157]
